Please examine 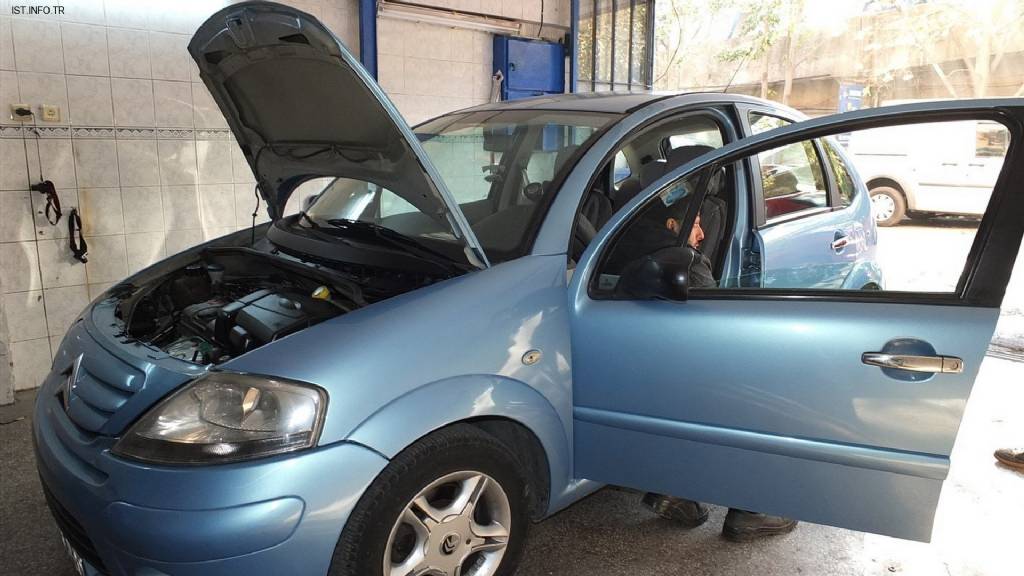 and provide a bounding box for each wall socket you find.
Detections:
[10,103,32,121]
[41,105,61,122]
